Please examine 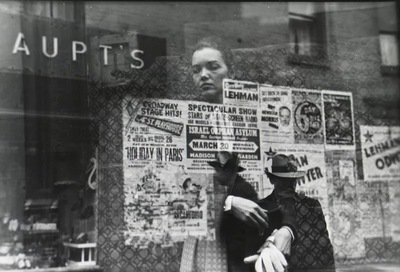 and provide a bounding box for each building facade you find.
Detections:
[0,2,399,271]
